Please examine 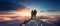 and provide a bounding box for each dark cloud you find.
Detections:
[0,0,60,11]
[0,0,23,11]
